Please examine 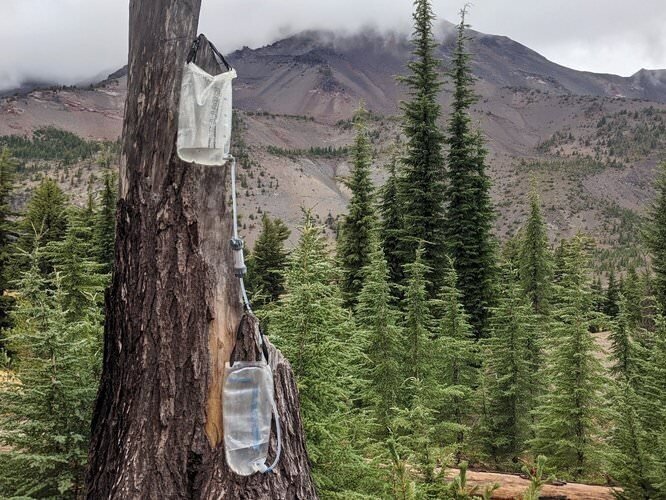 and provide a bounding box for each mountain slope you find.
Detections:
[1,26,665,265]
[228,25,666,122]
